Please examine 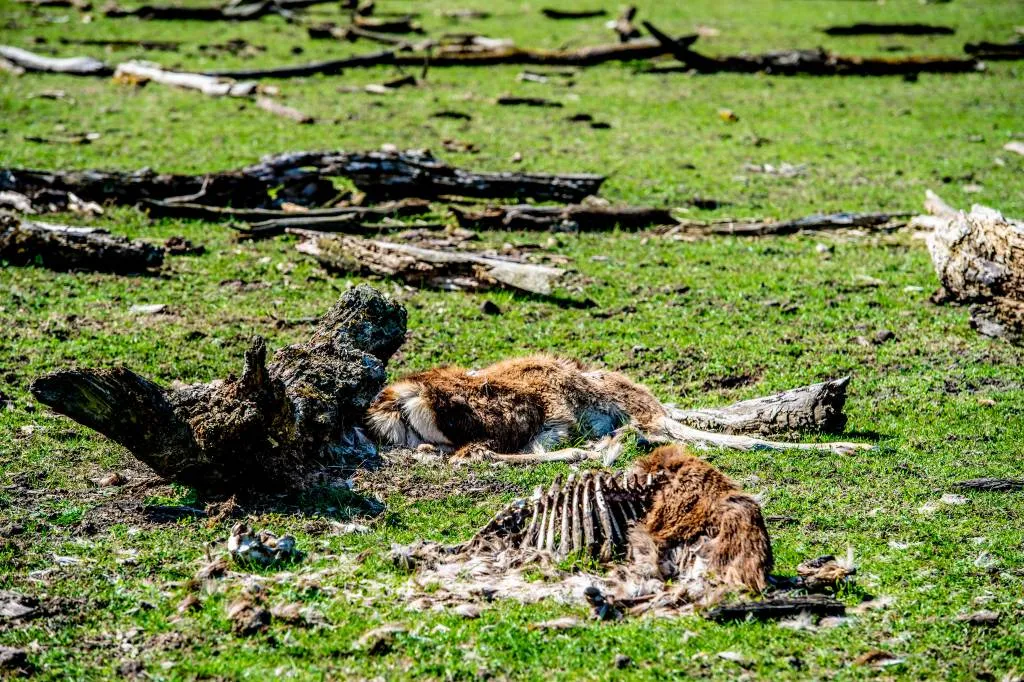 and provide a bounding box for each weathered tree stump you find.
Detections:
[30,285,407,495]
[913,191,1024,344]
